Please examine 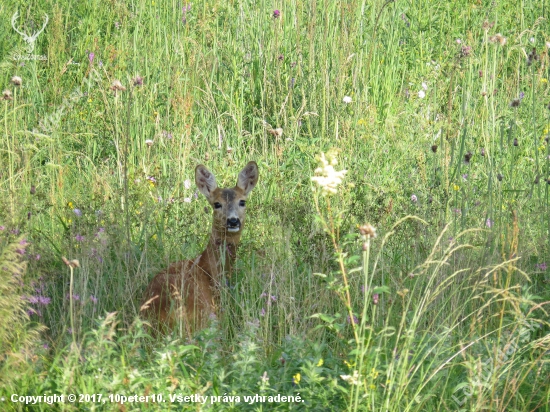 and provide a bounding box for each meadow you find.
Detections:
[1,0,550,410]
